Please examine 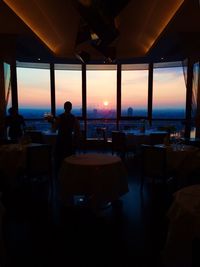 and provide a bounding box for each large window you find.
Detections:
[17,63,51,119]
[86,65,117,119]
[121,64,148,117]
[55,64,82,116]
[153,63,186,119]
[14,61,190,134]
